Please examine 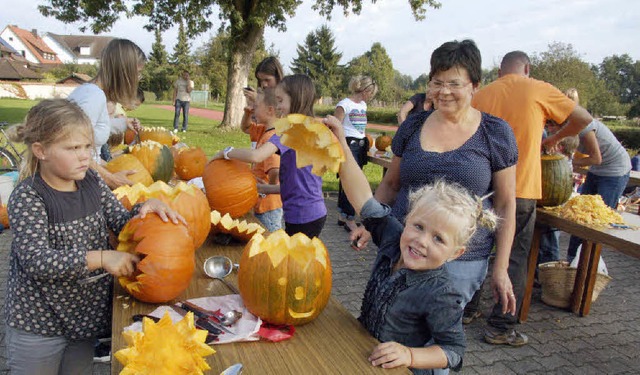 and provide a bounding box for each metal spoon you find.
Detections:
[218,310,243,326]
[203,256,240,294]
